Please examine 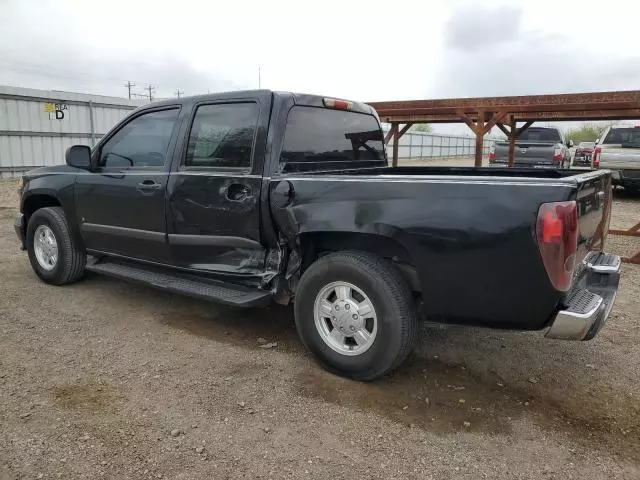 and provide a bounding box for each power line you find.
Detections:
[123,80,136,99]
[145,84,156,102]
[175,89,184,98]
